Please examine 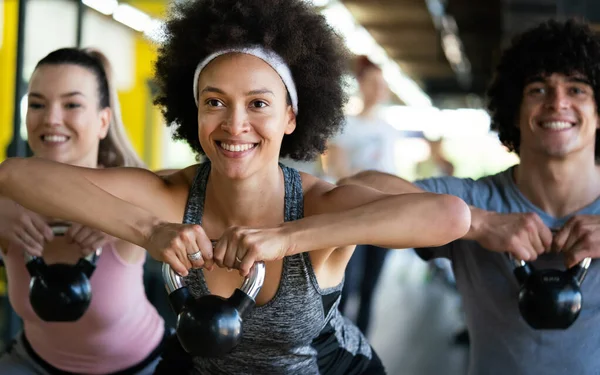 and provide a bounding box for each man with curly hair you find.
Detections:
[0,0,472,374]
[339,19,600,374]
